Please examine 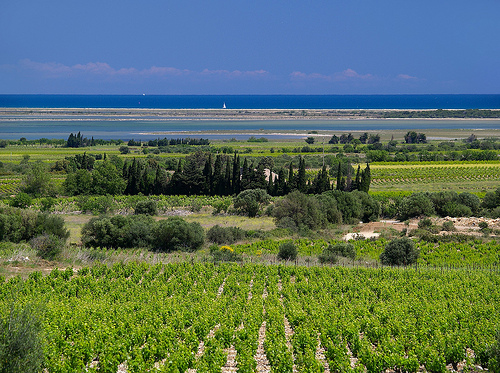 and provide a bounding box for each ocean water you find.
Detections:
[1,95,499,140]
[1,94,500,109]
